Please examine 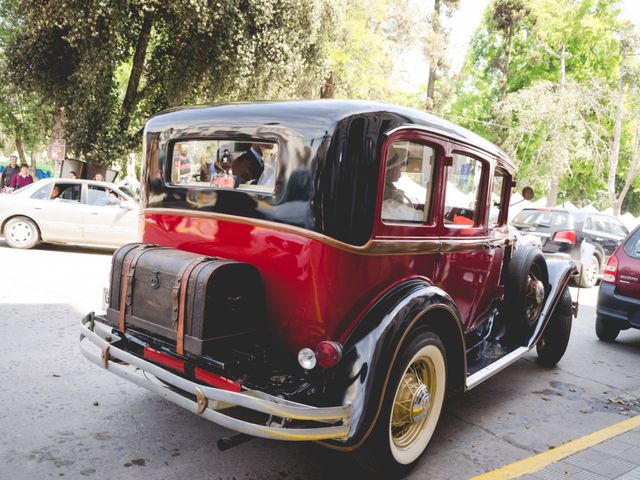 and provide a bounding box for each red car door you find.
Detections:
[435,148,506,332]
